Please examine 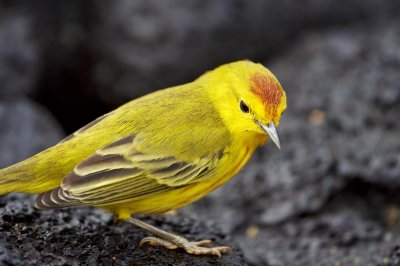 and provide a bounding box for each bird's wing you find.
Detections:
[40,134,223,207]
